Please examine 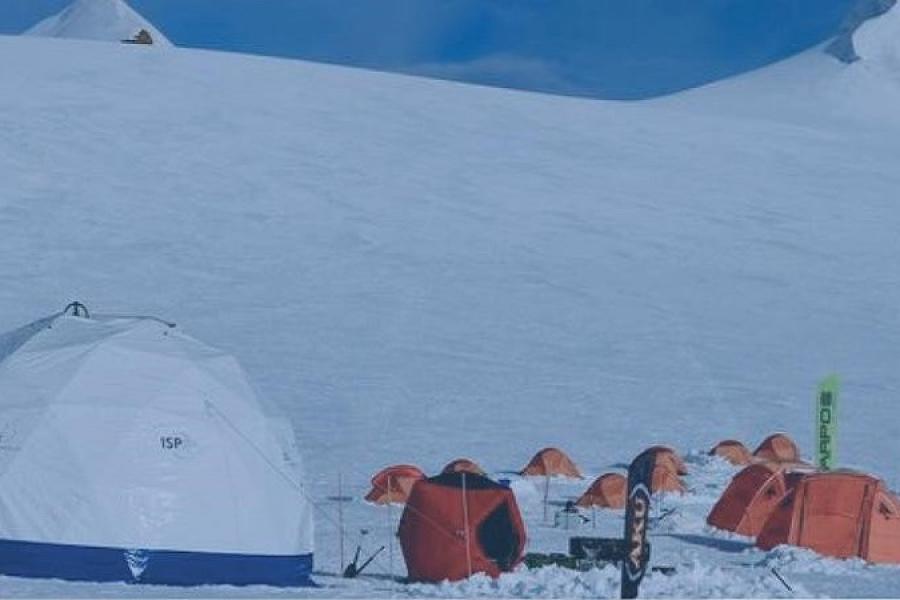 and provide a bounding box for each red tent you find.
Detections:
[757,471,900,564]
[399,472,526,582]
